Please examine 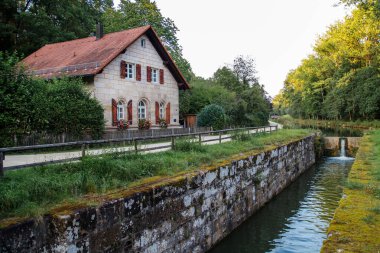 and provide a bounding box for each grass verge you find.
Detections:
[0,129,312,225]
[321,130,380,252]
